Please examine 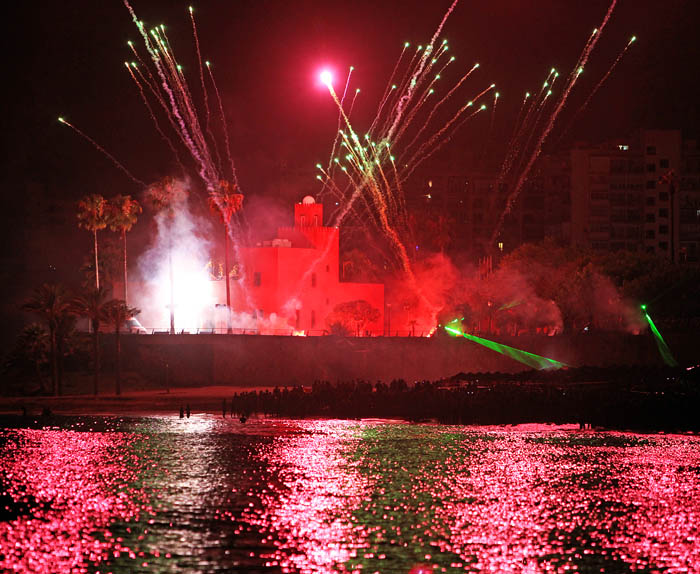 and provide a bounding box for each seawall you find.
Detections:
[108,331,699,387]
